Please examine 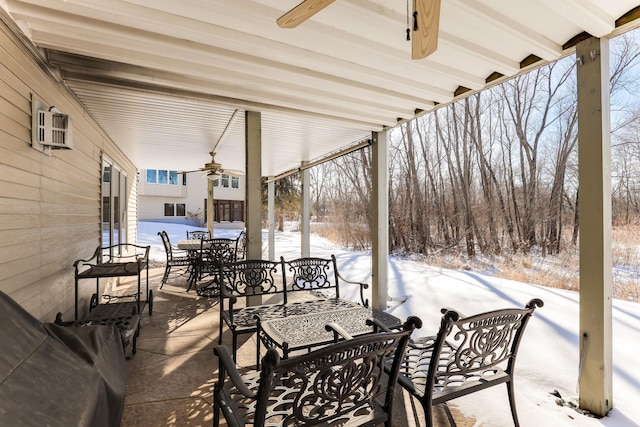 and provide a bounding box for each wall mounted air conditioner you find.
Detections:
[31,96,73,154]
